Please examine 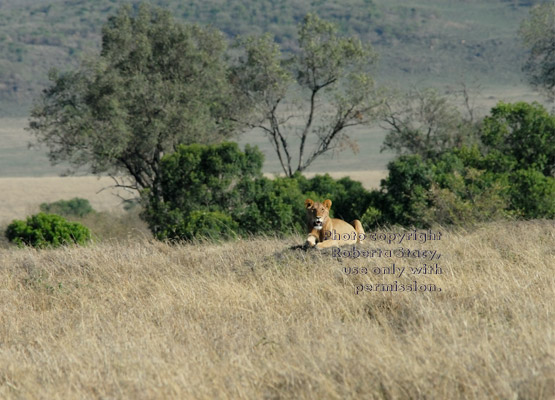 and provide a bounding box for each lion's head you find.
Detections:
[305,198,332,231]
